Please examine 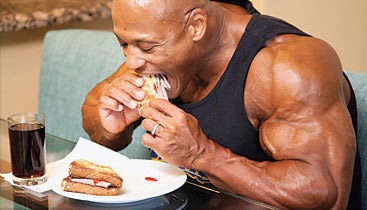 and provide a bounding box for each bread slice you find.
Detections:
[61,178,120,196]
[137,74,170,111]
[69,159,122,188]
